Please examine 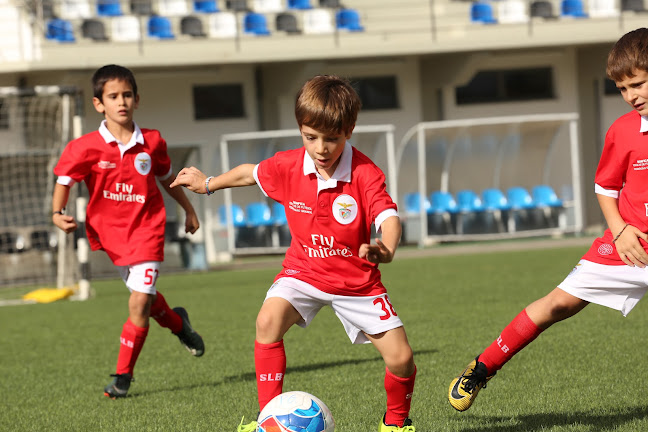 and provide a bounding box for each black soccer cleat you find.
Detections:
[104,373,133,399]
[172,307,205,357]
